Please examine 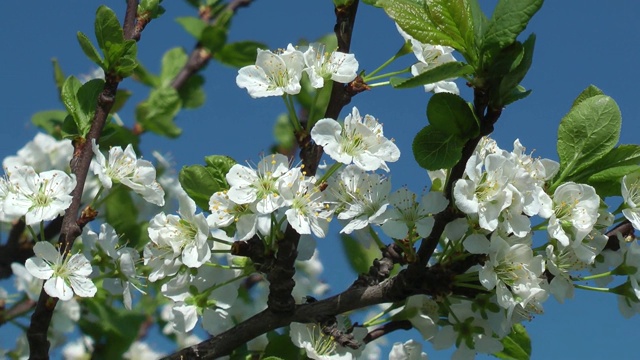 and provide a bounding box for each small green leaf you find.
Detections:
[113,40,138,77]
[500,85,531,106]
[135,87,182,138]
[384,0,456,48]
[61,76,104,137]
[482,0,543,52]
[556,94,621,184]
[77,31,104,68]
[495,324,531,360]
[138,0,165,19]
[31,110,68,139]
[51,59,66,97]
[340,234,382,275]
[425,0,475,60]
[132,62,160,87]
[201,25,227,53]
[160,47,188,87]
[204,155,236,191]
[427,92,478,138]
[571,145,640,184]
[178,75,206,109]
[60,114,80,139]
[571,84,604,108]
[496,34,535,106]
[179,165,222,210]
[390,62,474,89]
[487,41,524,78]
[413,125,466,170]
[176,16,207,39]
[95,5,125,67]
[468,0,489,47]
[215,41,267,68]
